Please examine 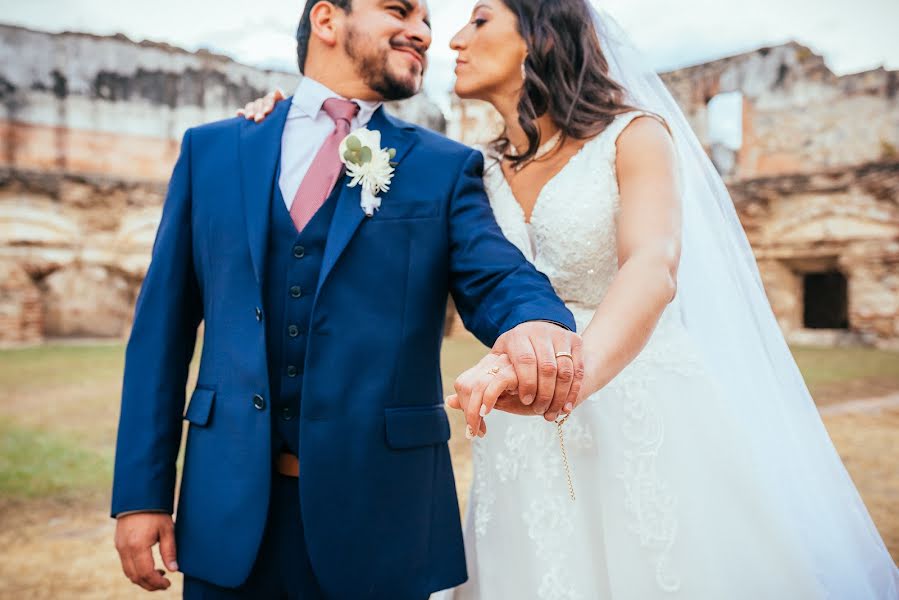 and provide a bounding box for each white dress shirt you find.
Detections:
[278,76,382,210]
